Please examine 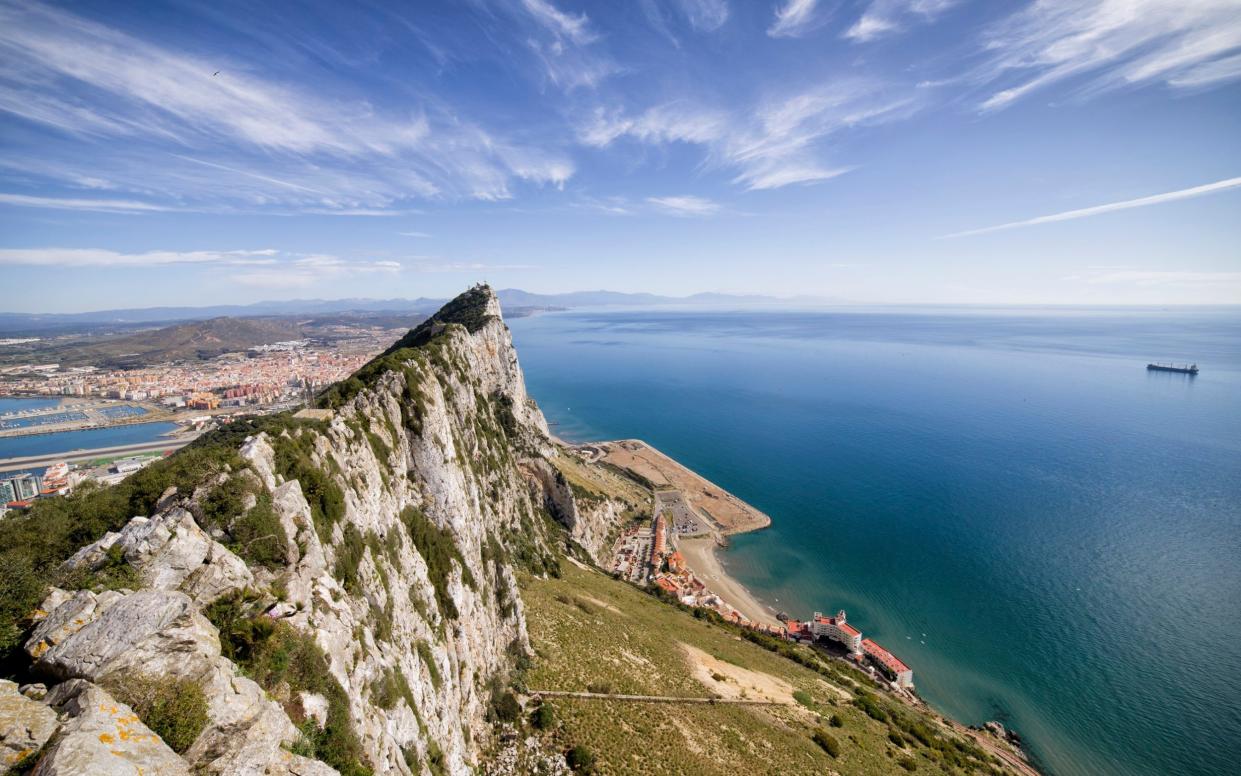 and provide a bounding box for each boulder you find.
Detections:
[62,509,252,605]
[0,679,59,774]
[32,590,218,683]
[33,680,190,776]
[184,662,297,776]
[24,589,124,662]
